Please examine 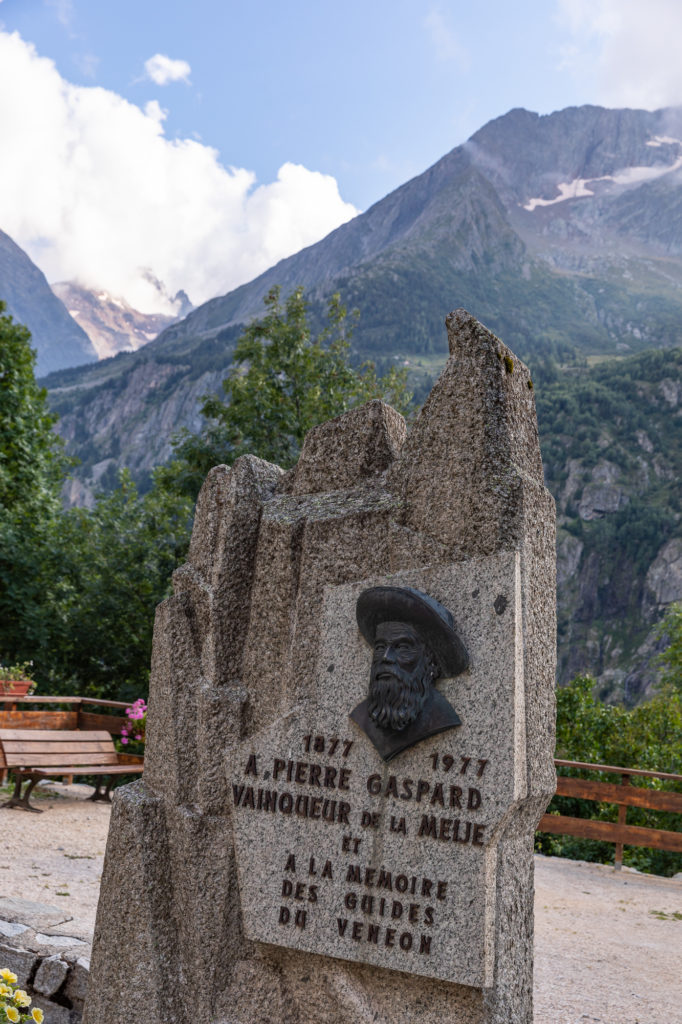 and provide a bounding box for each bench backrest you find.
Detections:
[0,729,118,768]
